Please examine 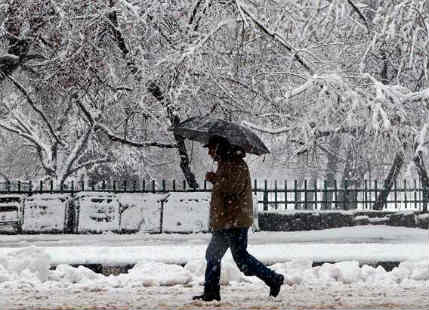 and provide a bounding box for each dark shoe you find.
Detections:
[192,287,221,301]
[269,274,284,297]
